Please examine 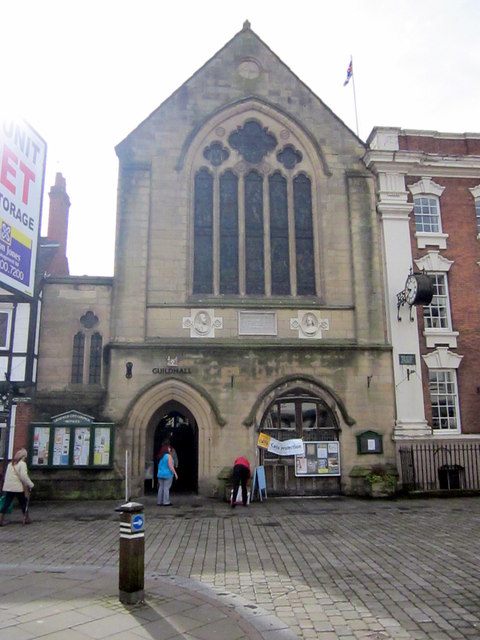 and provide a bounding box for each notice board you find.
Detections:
[295,441,340,477]
[29,410,114,469]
